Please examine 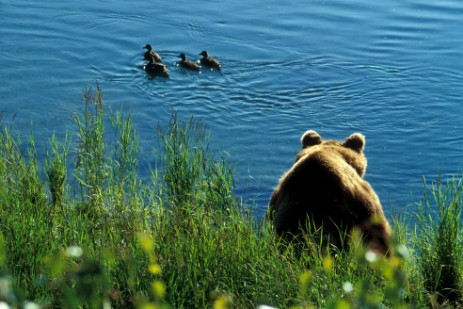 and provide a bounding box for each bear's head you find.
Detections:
[296,130,367,177]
